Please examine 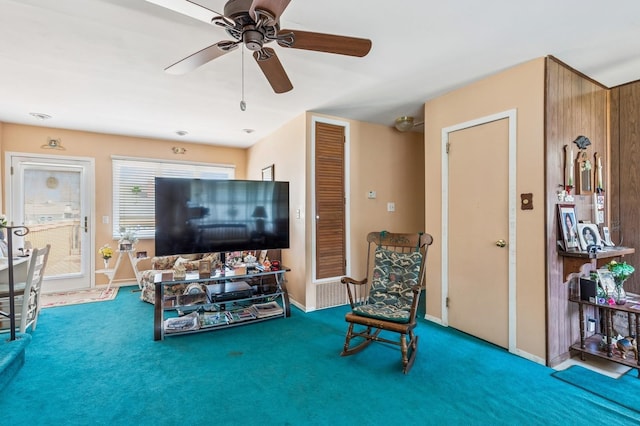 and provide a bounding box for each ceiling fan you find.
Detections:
[147,0,372,93]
